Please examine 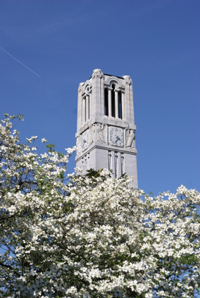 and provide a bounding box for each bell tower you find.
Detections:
[75,69,138,188]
